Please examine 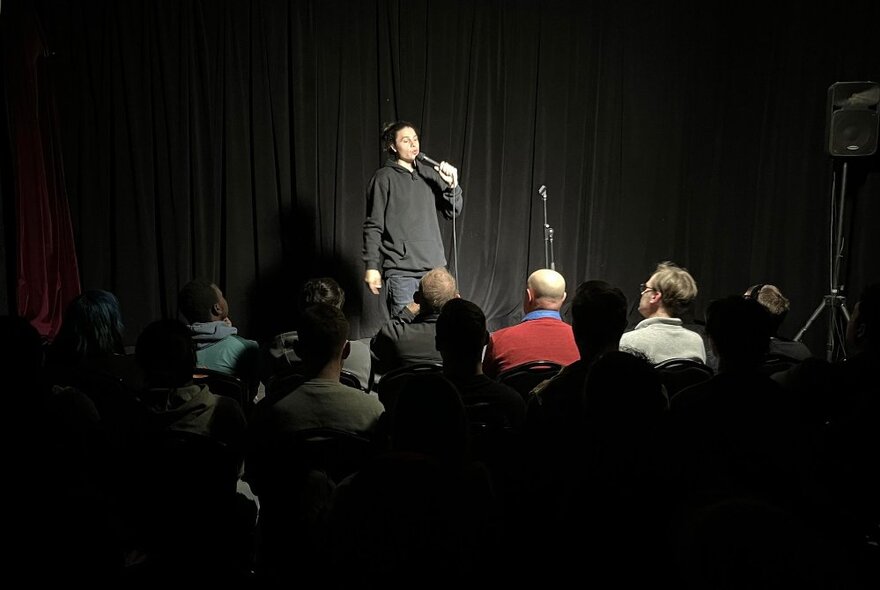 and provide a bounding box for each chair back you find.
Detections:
[340,368,366,391]
[245,426,375,576]
[265,365,309,400]
[193,367,250,410]
[760,353,801,376]
[653,357,714,398]
[497,360,563,400]
[124,429,242,565]
[375,362,444,413]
